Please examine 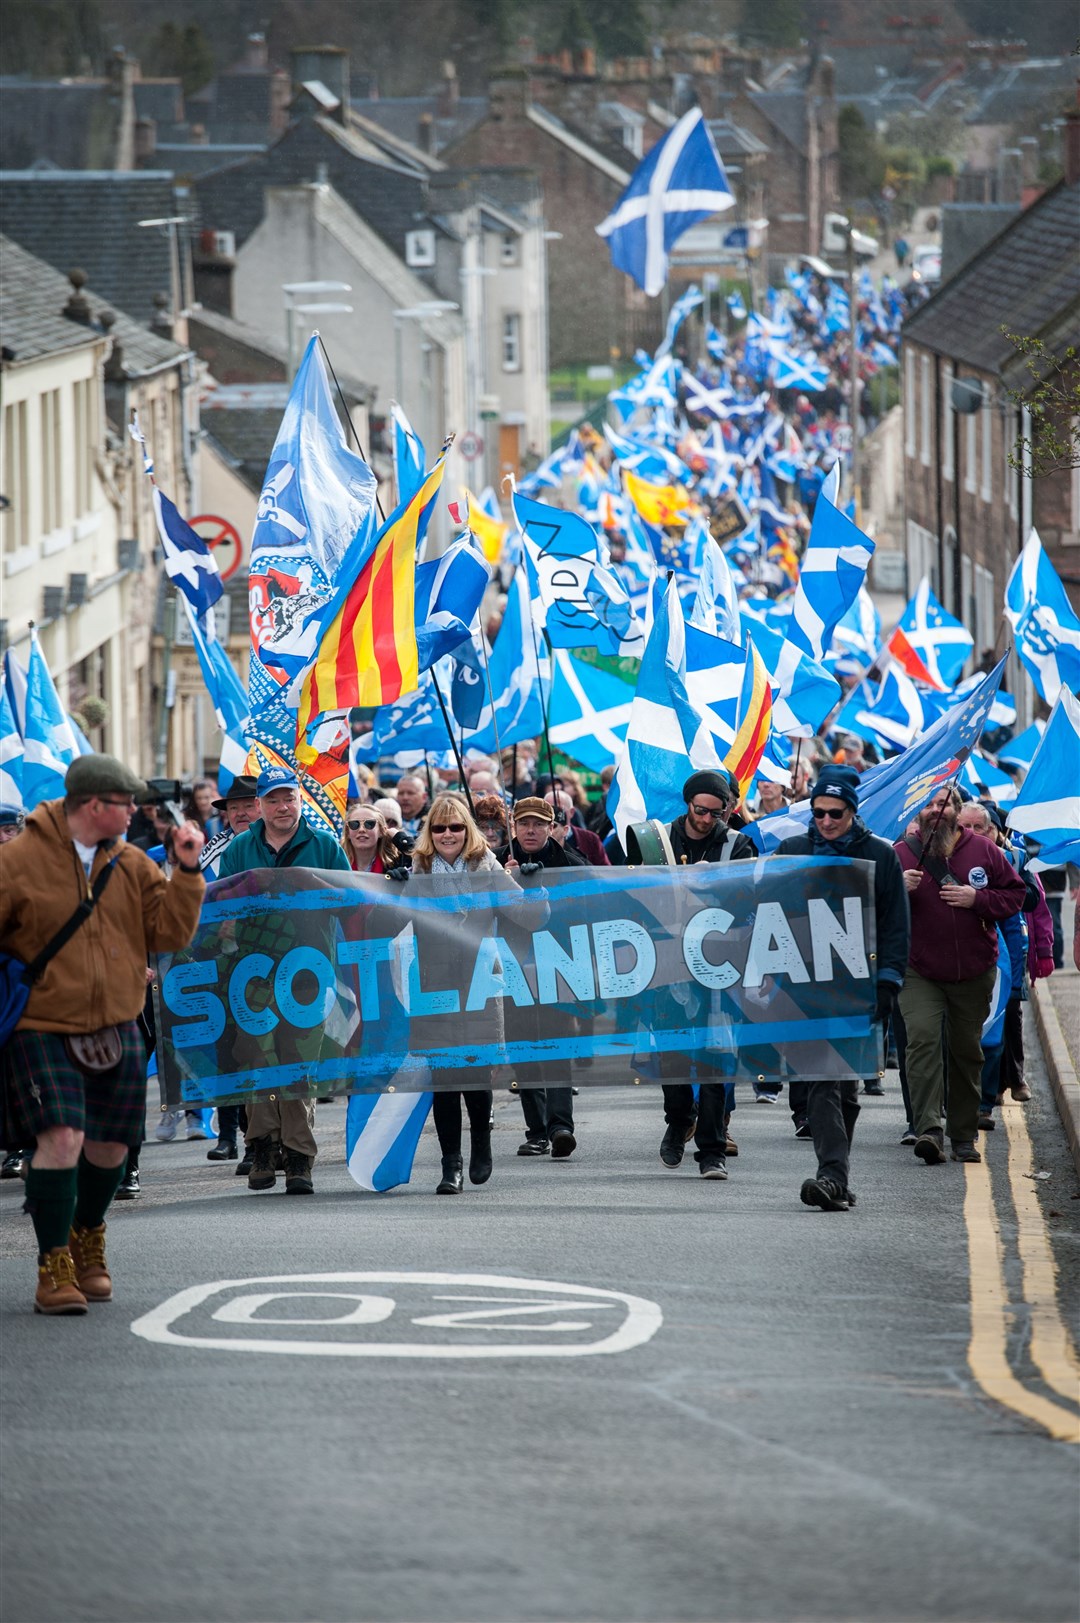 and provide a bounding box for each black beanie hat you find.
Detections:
[682,769,737,805]
[809,764,861,812]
